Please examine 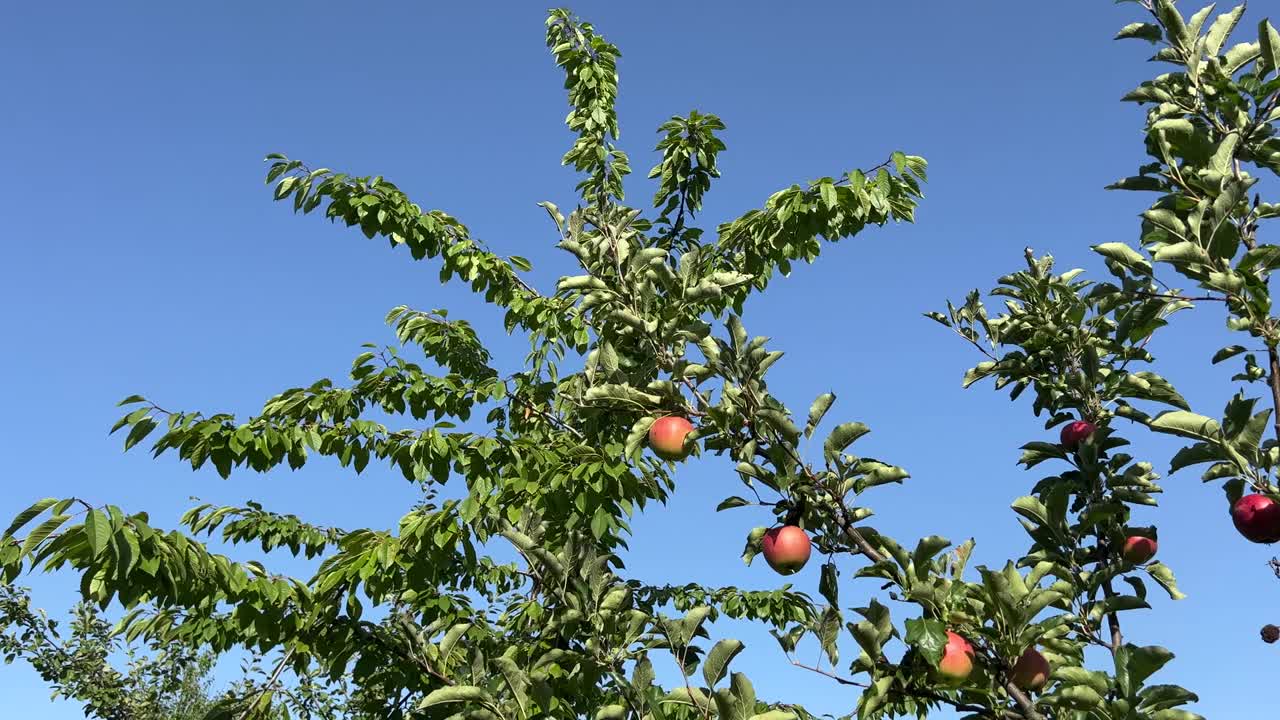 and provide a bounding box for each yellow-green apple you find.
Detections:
[1232,494,1280,544]
[761,525,811,575]
[648,416,693,461]
[1010,647,1050,691]
[1121,535,1157,564]
[1059,420,1096,450]
[937,631,975,683]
